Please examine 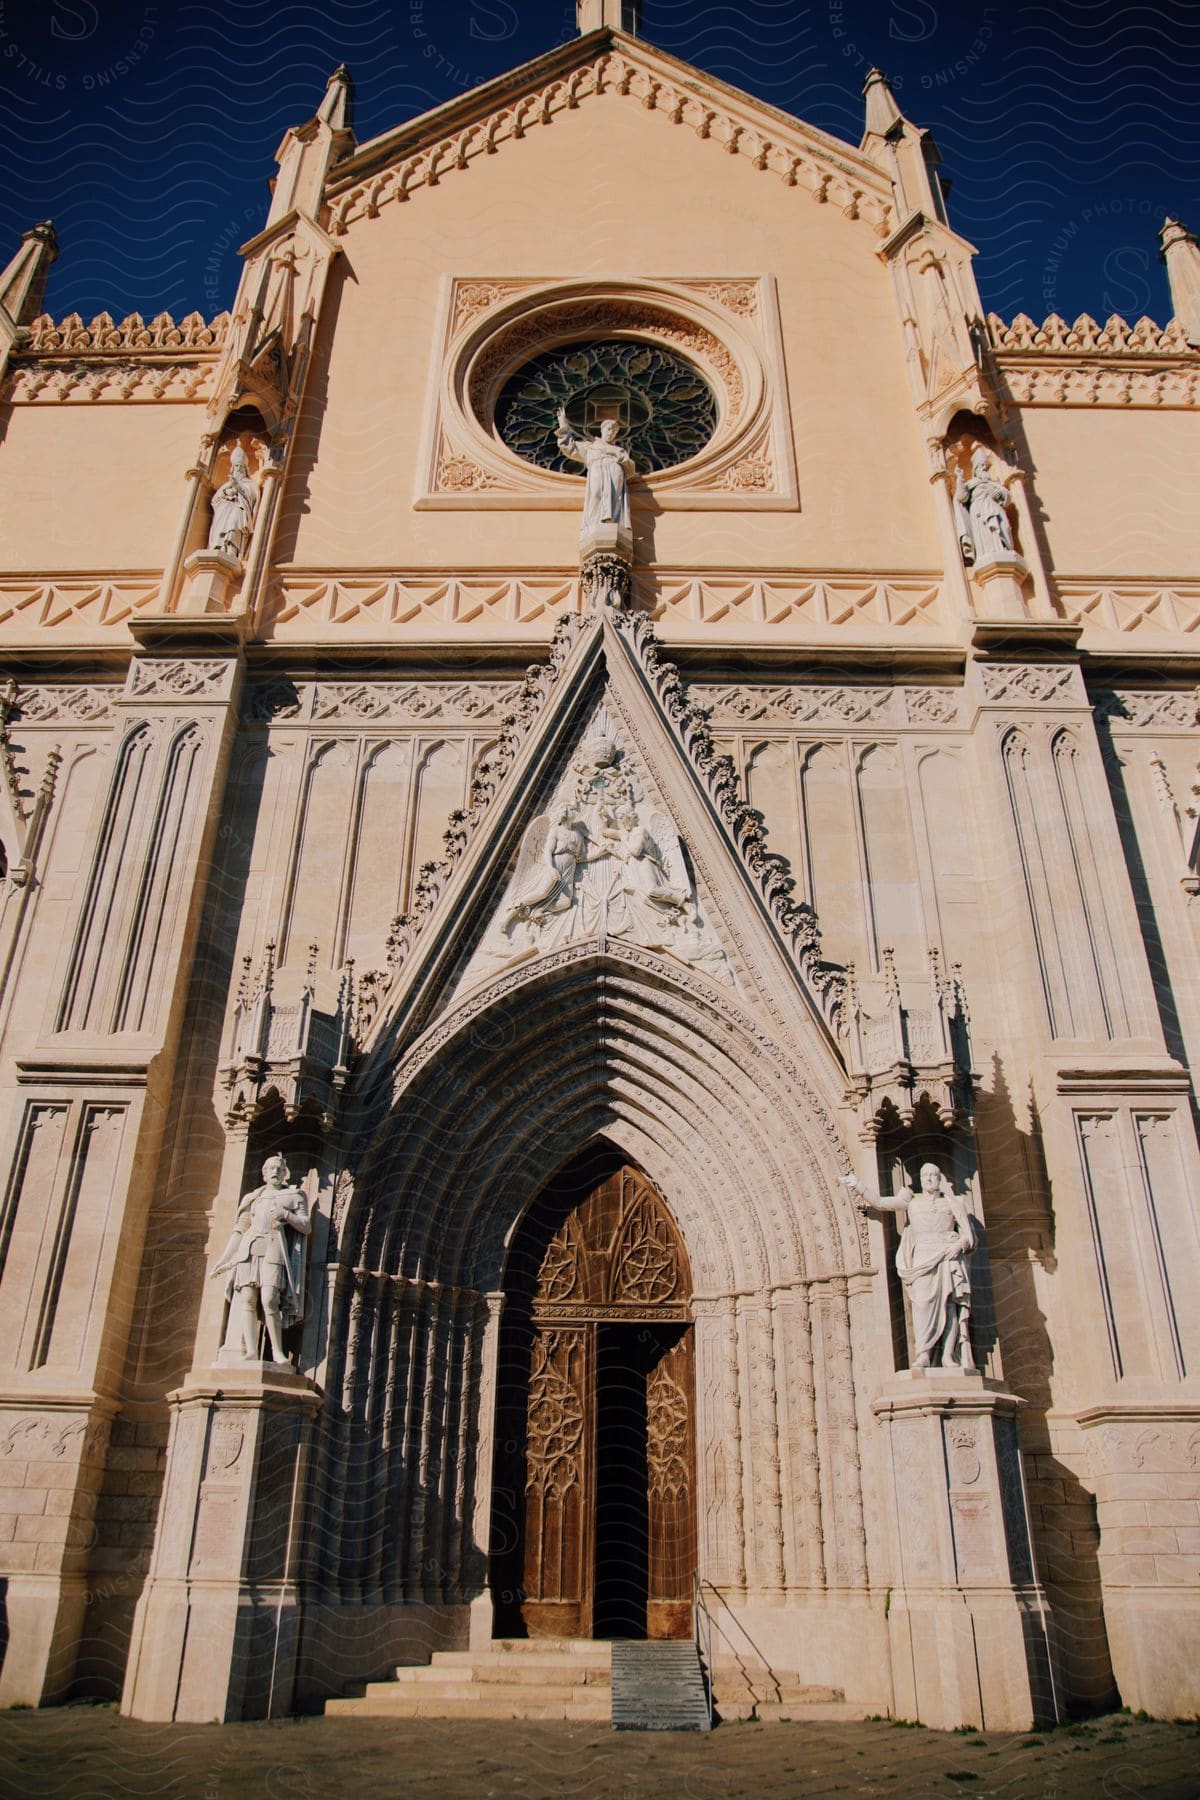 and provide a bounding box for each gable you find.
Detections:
[285,70,936,576]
